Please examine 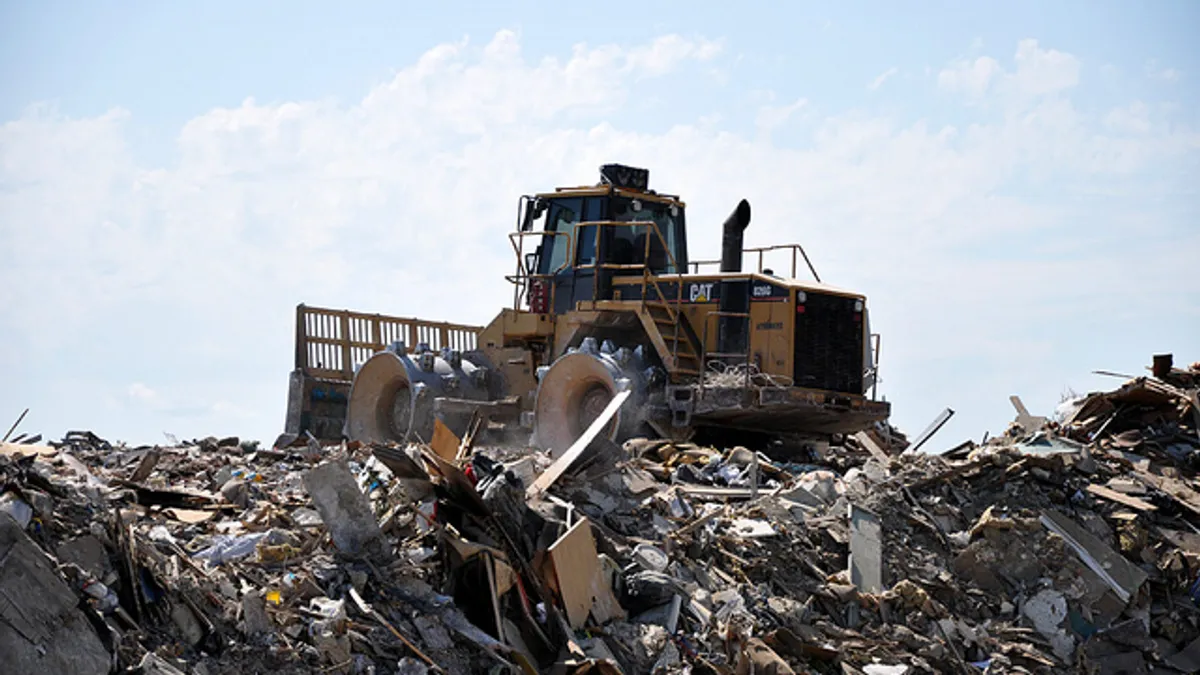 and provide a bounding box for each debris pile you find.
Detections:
[0,359,1198,674]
